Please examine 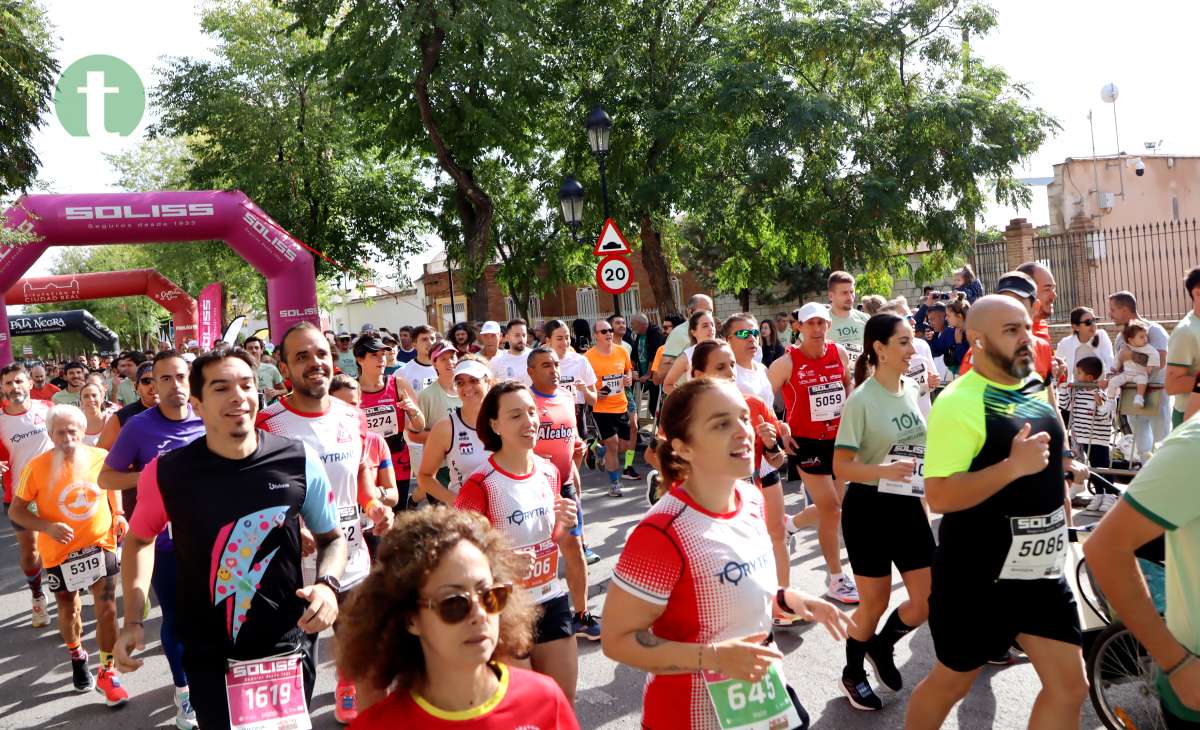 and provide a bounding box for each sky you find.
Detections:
[23,0,1198,279]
